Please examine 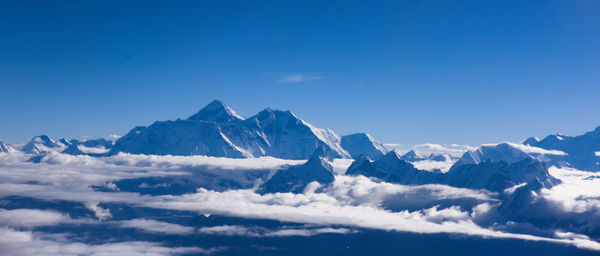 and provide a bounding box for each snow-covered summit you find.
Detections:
[523,125,600,171]
[340,133,387,159]
[21,135,67,154]
[345,145,560,192]
[455,143,535,166]
[400,149,421,161]
[259,147,335,193]
[108,100,383,159]
[187,100,244,123]
[0,140,16,153]
[346,151,429,184]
